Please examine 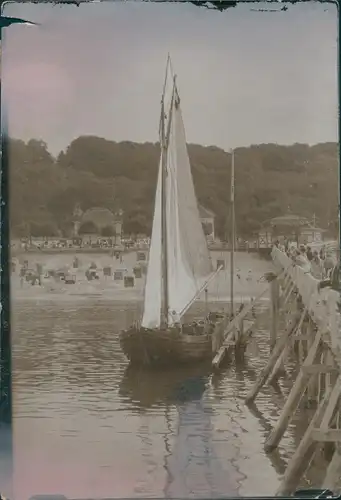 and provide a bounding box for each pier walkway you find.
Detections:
[272,247,340,357]
[210,243,341,493]
[245,246,341,495]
